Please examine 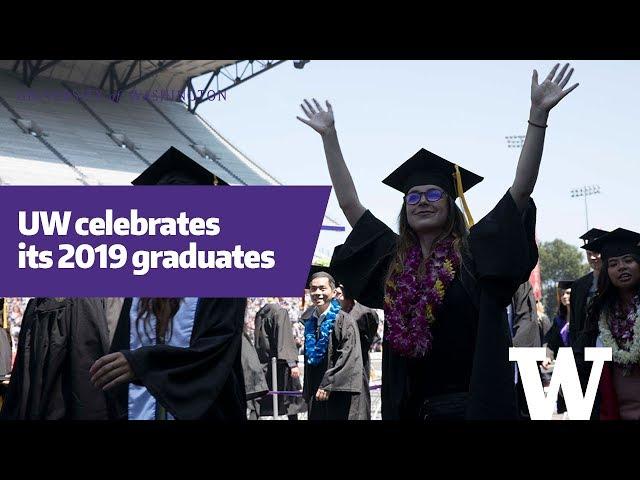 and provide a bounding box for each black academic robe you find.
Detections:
[331,190,538,420]
[572,273,603,419]
[0,328,11,376]
[348,302,379,376]
[107,297,247,421]
[241,333,269,419]
[347,302,379,419]
[510,282,540,348]
[242,333,269,400]
[0,298,110,420]
[254,304,306,416]
[301,308,368,420]
[510,281,540,419]
[570,272,594,350]
[544,316,568,358]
